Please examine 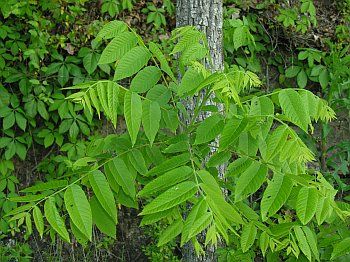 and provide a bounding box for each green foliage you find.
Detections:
[6,19,347,262]
[1,0,349,260]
